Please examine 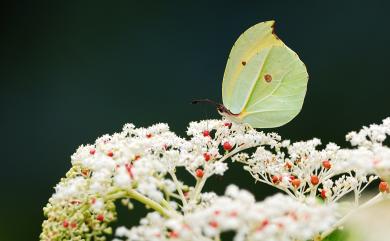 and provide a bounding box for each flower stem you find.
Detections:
[192,176,207,201]
[106,189,172,218]
[127,189,172,218]
[169,170,188,207]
